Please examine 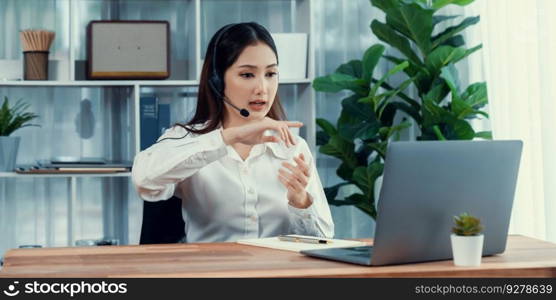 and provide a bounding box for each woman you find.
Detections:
[132,22,334,242]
